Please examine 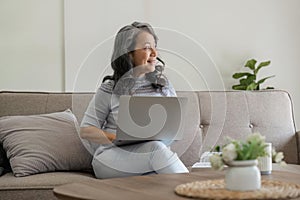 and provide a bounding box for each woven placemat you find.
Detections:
[175,179,300,199]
